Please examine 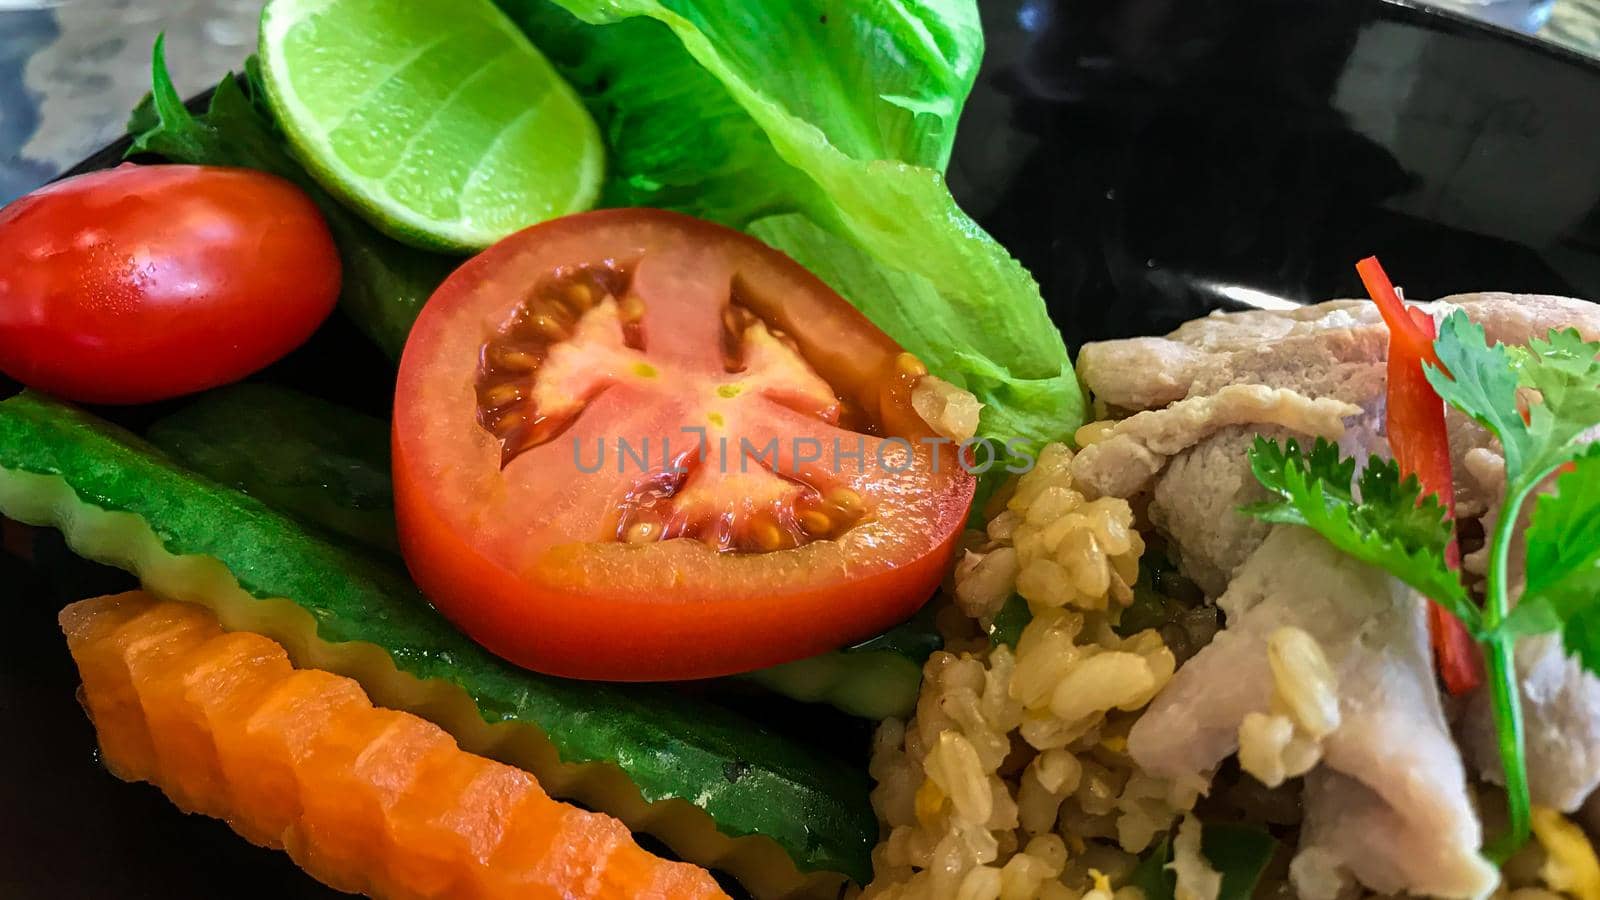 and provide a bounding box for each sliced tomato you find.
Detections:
[393,209,976,681]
